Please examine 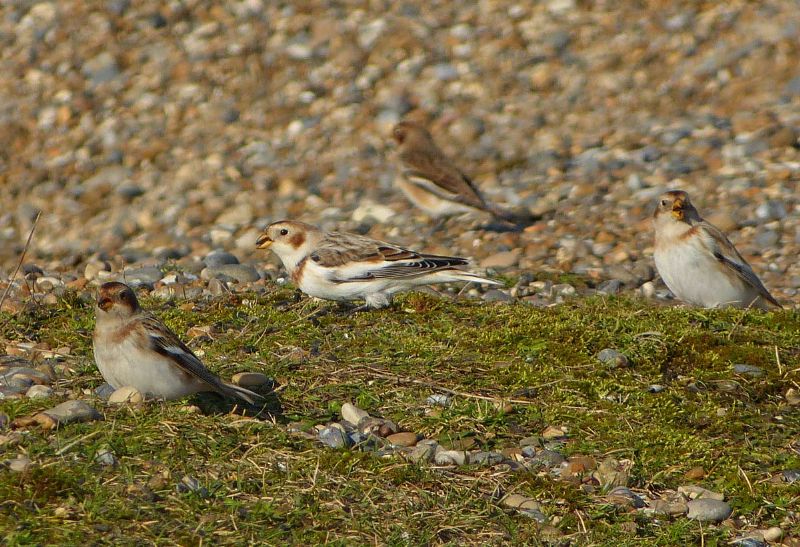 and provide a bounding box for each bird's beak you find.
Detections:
[97,297,113,311]
[255,234,272,249]
[671,198,685,220]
